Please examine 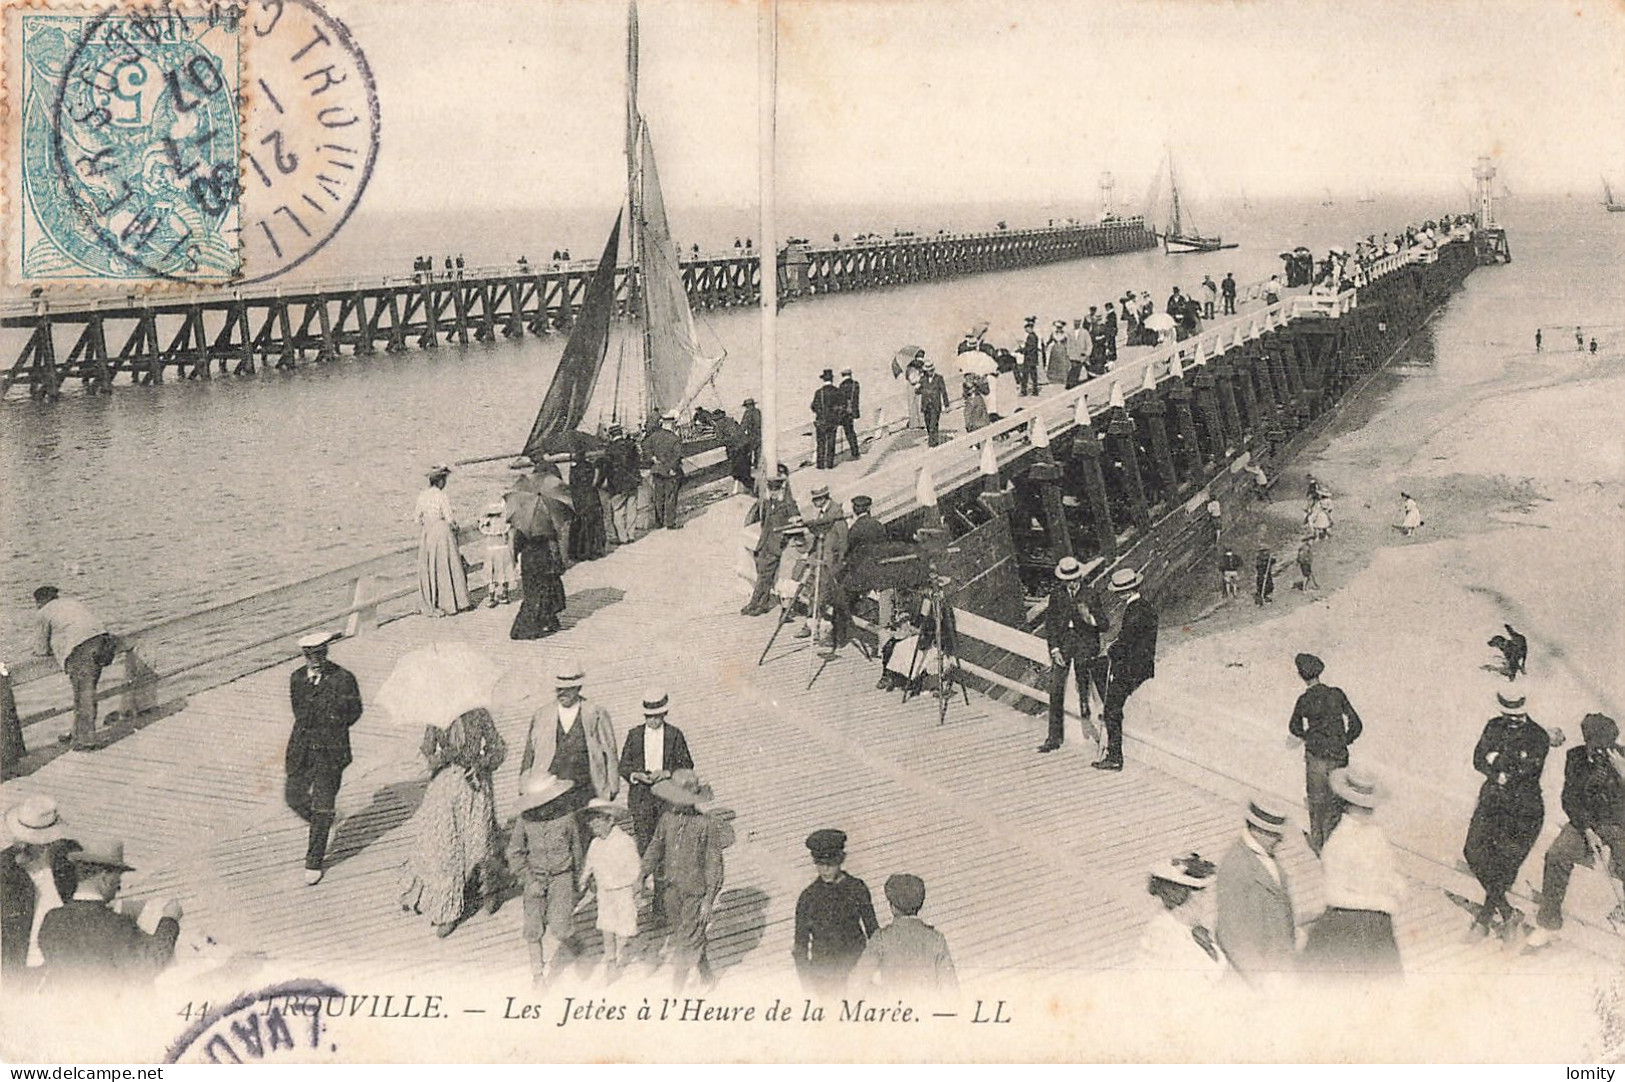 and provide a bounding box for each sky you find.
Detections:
[335,0,1625,215]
